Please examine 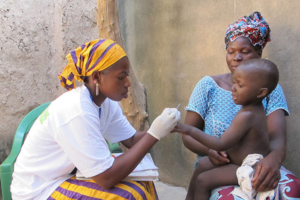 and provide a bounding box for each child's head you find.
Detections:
[231,58,279,105]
